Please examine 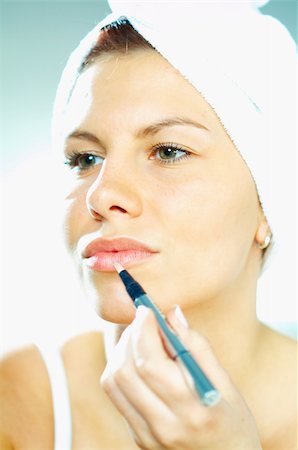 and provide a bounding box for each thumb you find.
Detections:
[166,306,237,402]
